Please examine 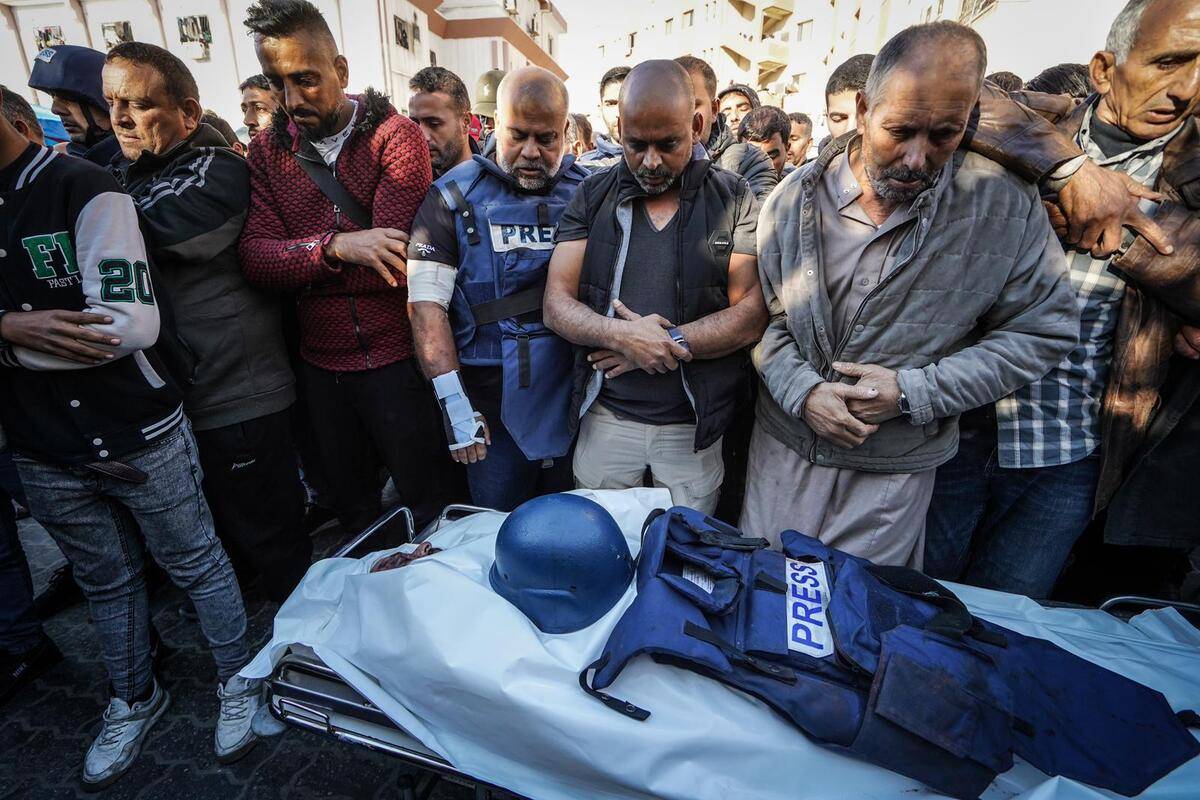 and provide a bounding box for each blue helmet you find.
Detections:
[489,494,635,634]
[28,45,109,112]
